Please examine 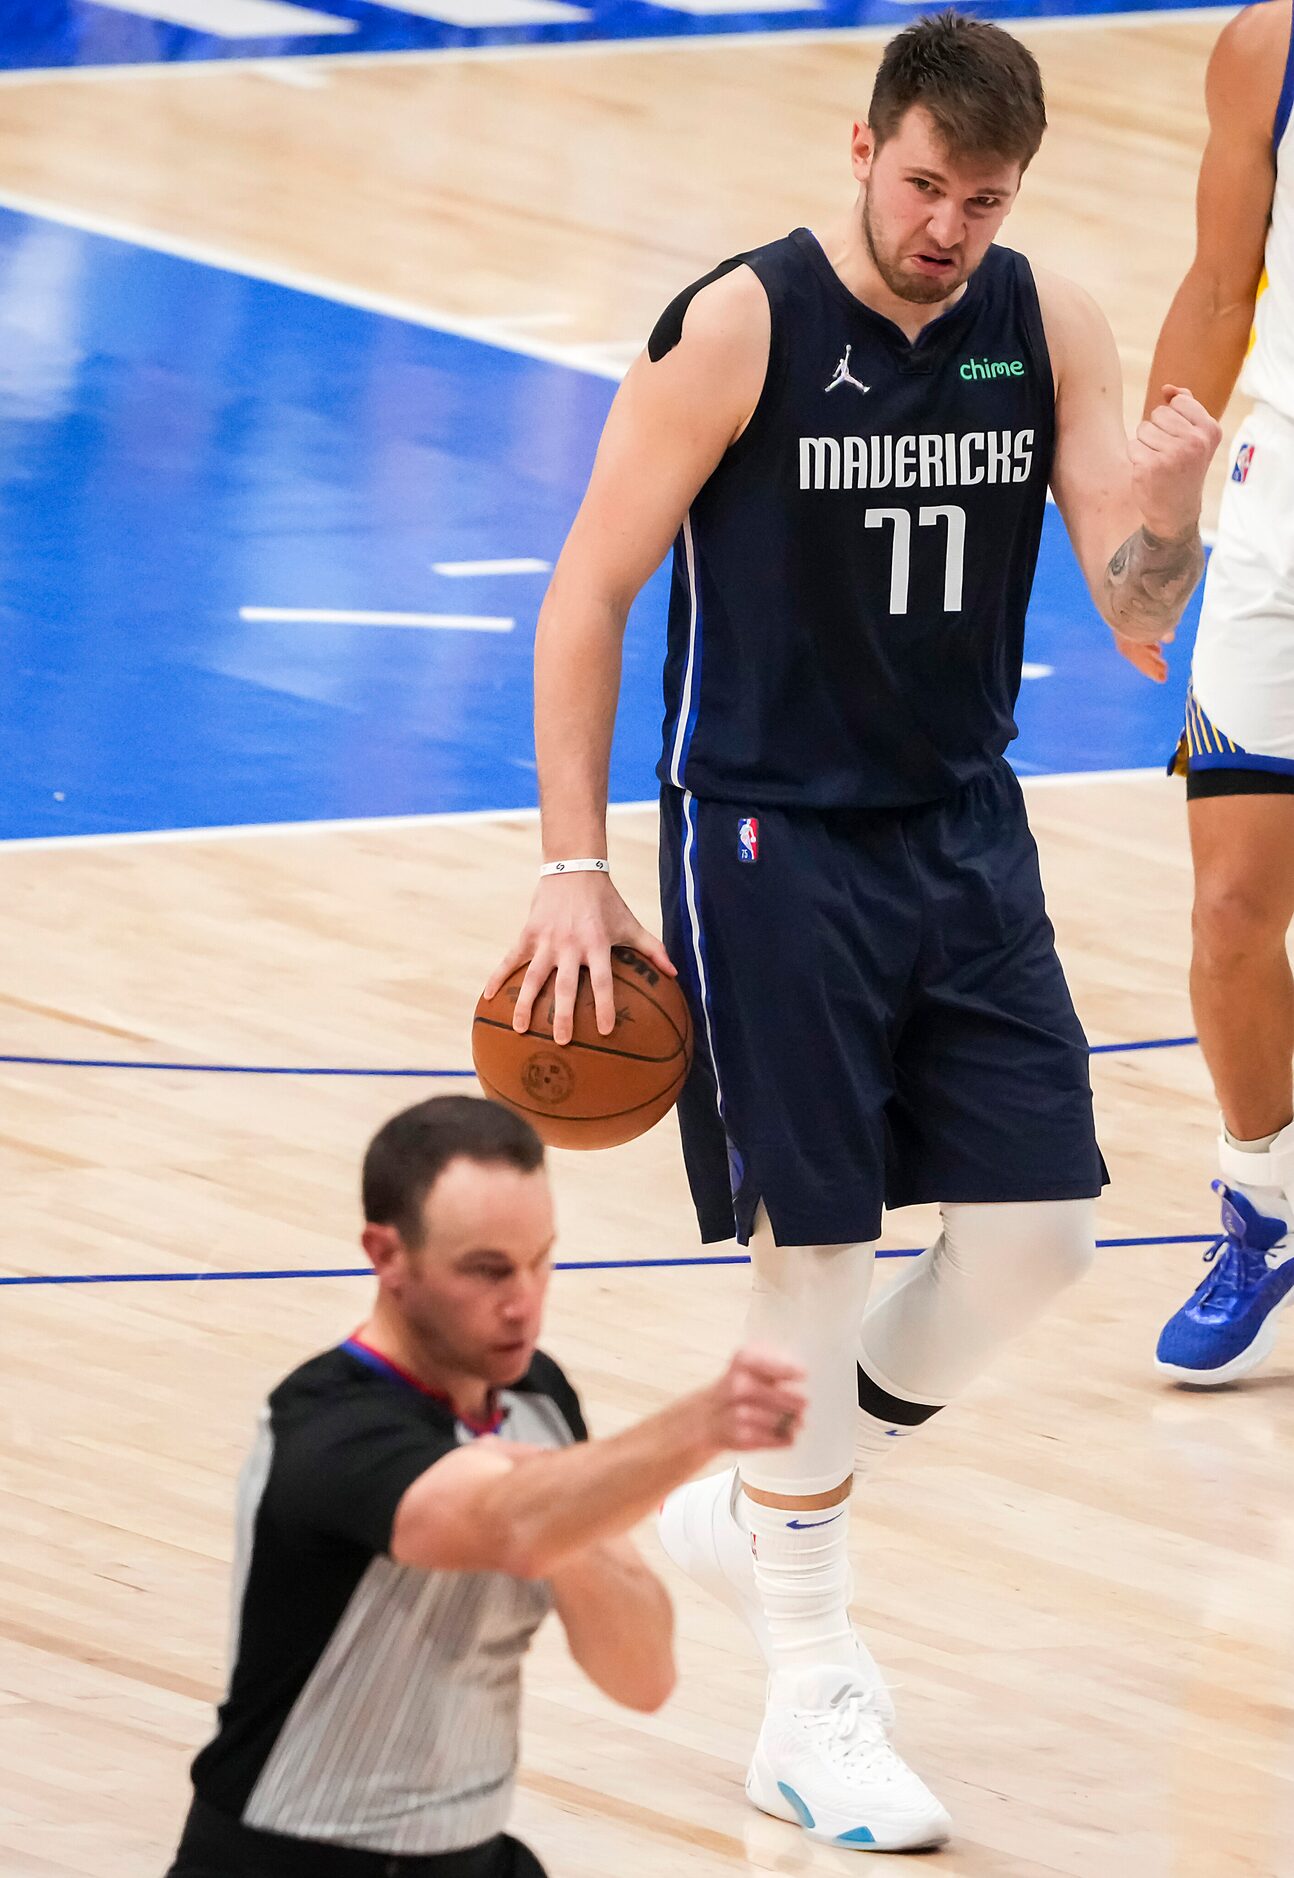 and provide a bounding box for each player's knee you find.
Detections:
[943,1197,1096,1307]
[1031,1199,1098,1295]
[1193,875,1292,969]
